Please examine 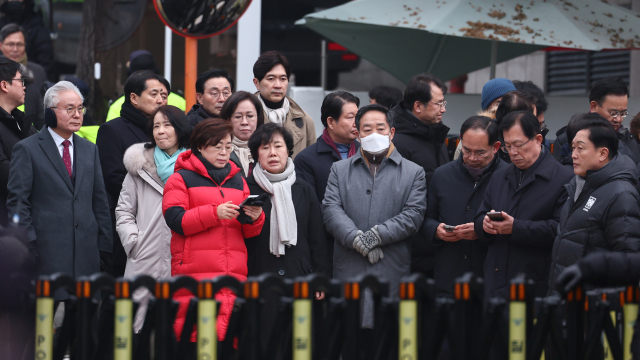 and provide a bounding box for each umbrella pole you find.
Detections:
[490,40,498,80]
